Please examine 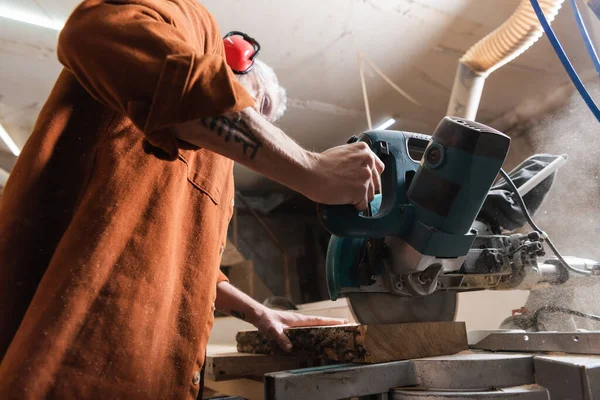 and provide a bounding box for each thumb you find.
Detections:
[268,326,293,352]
